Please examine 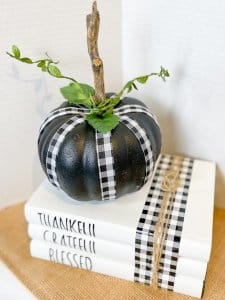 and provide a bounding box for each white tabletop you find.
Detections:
[0,261,35,300]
